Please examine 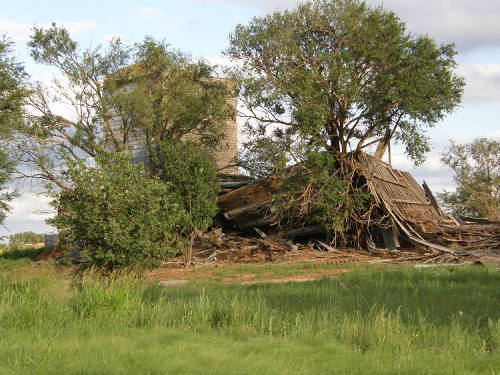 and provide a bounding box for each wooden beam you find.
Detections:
[224,200,272,220]
[390,199,431,205]
[284,225,327,238]
[220,181,254,189]
[238,217,275,230]
[371,174,409,188]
